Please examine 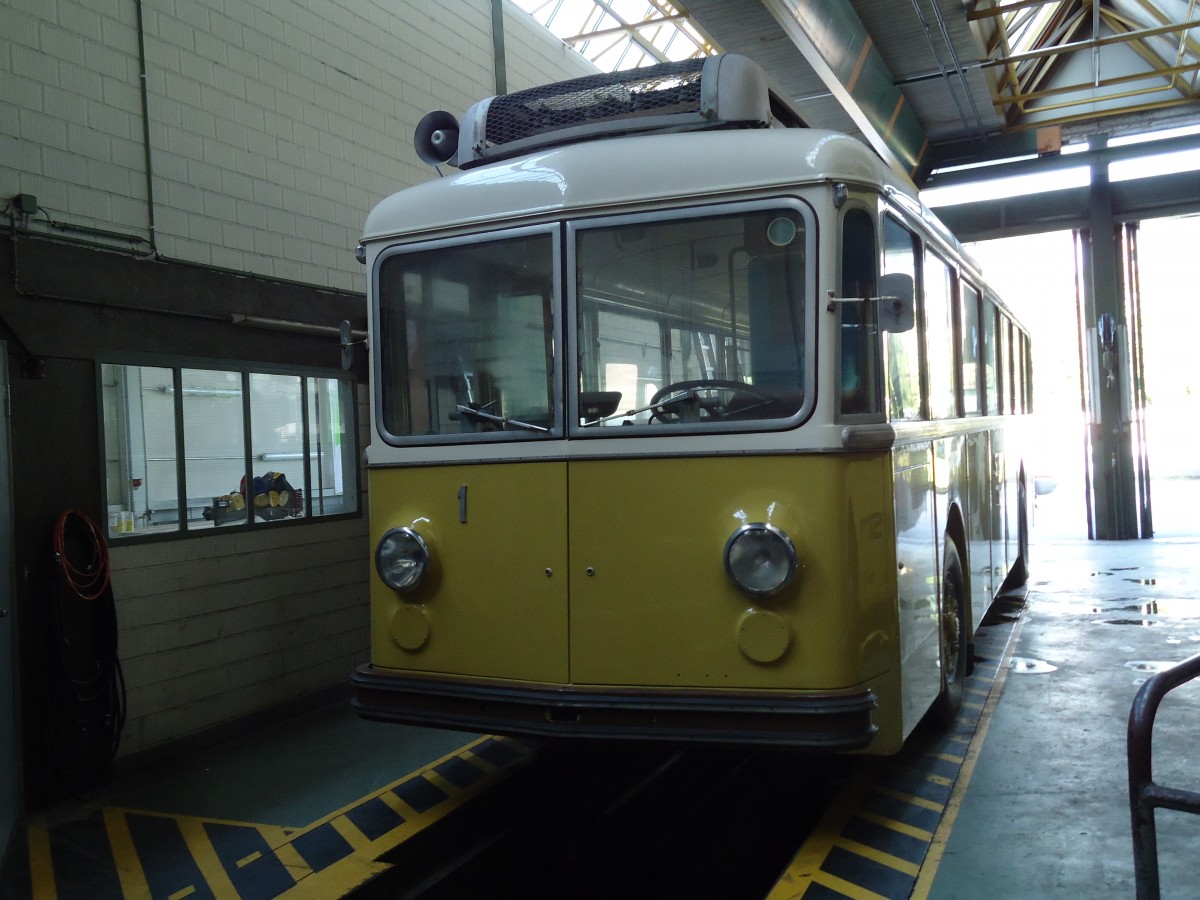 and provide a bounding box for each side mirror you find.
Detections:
[340,320,353,371]
[877,272,915,333]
